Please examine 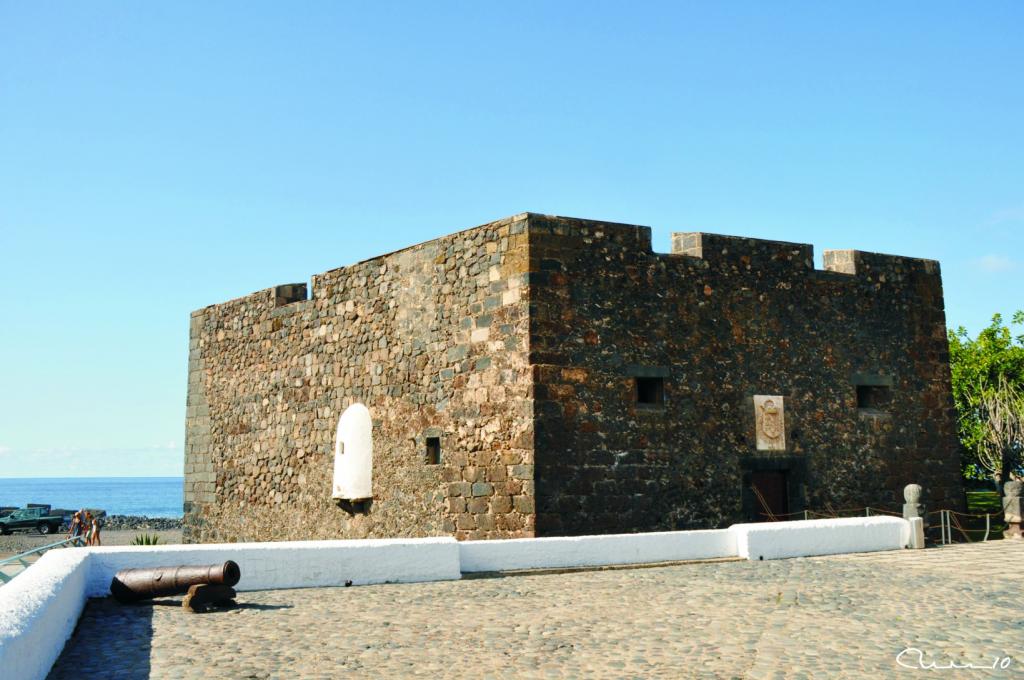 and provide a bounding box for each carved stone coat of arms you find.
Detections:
[754,395,786,451]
